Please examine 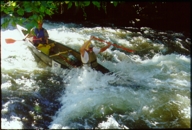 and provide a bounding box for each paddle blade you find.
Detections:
[5,38,16,44]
